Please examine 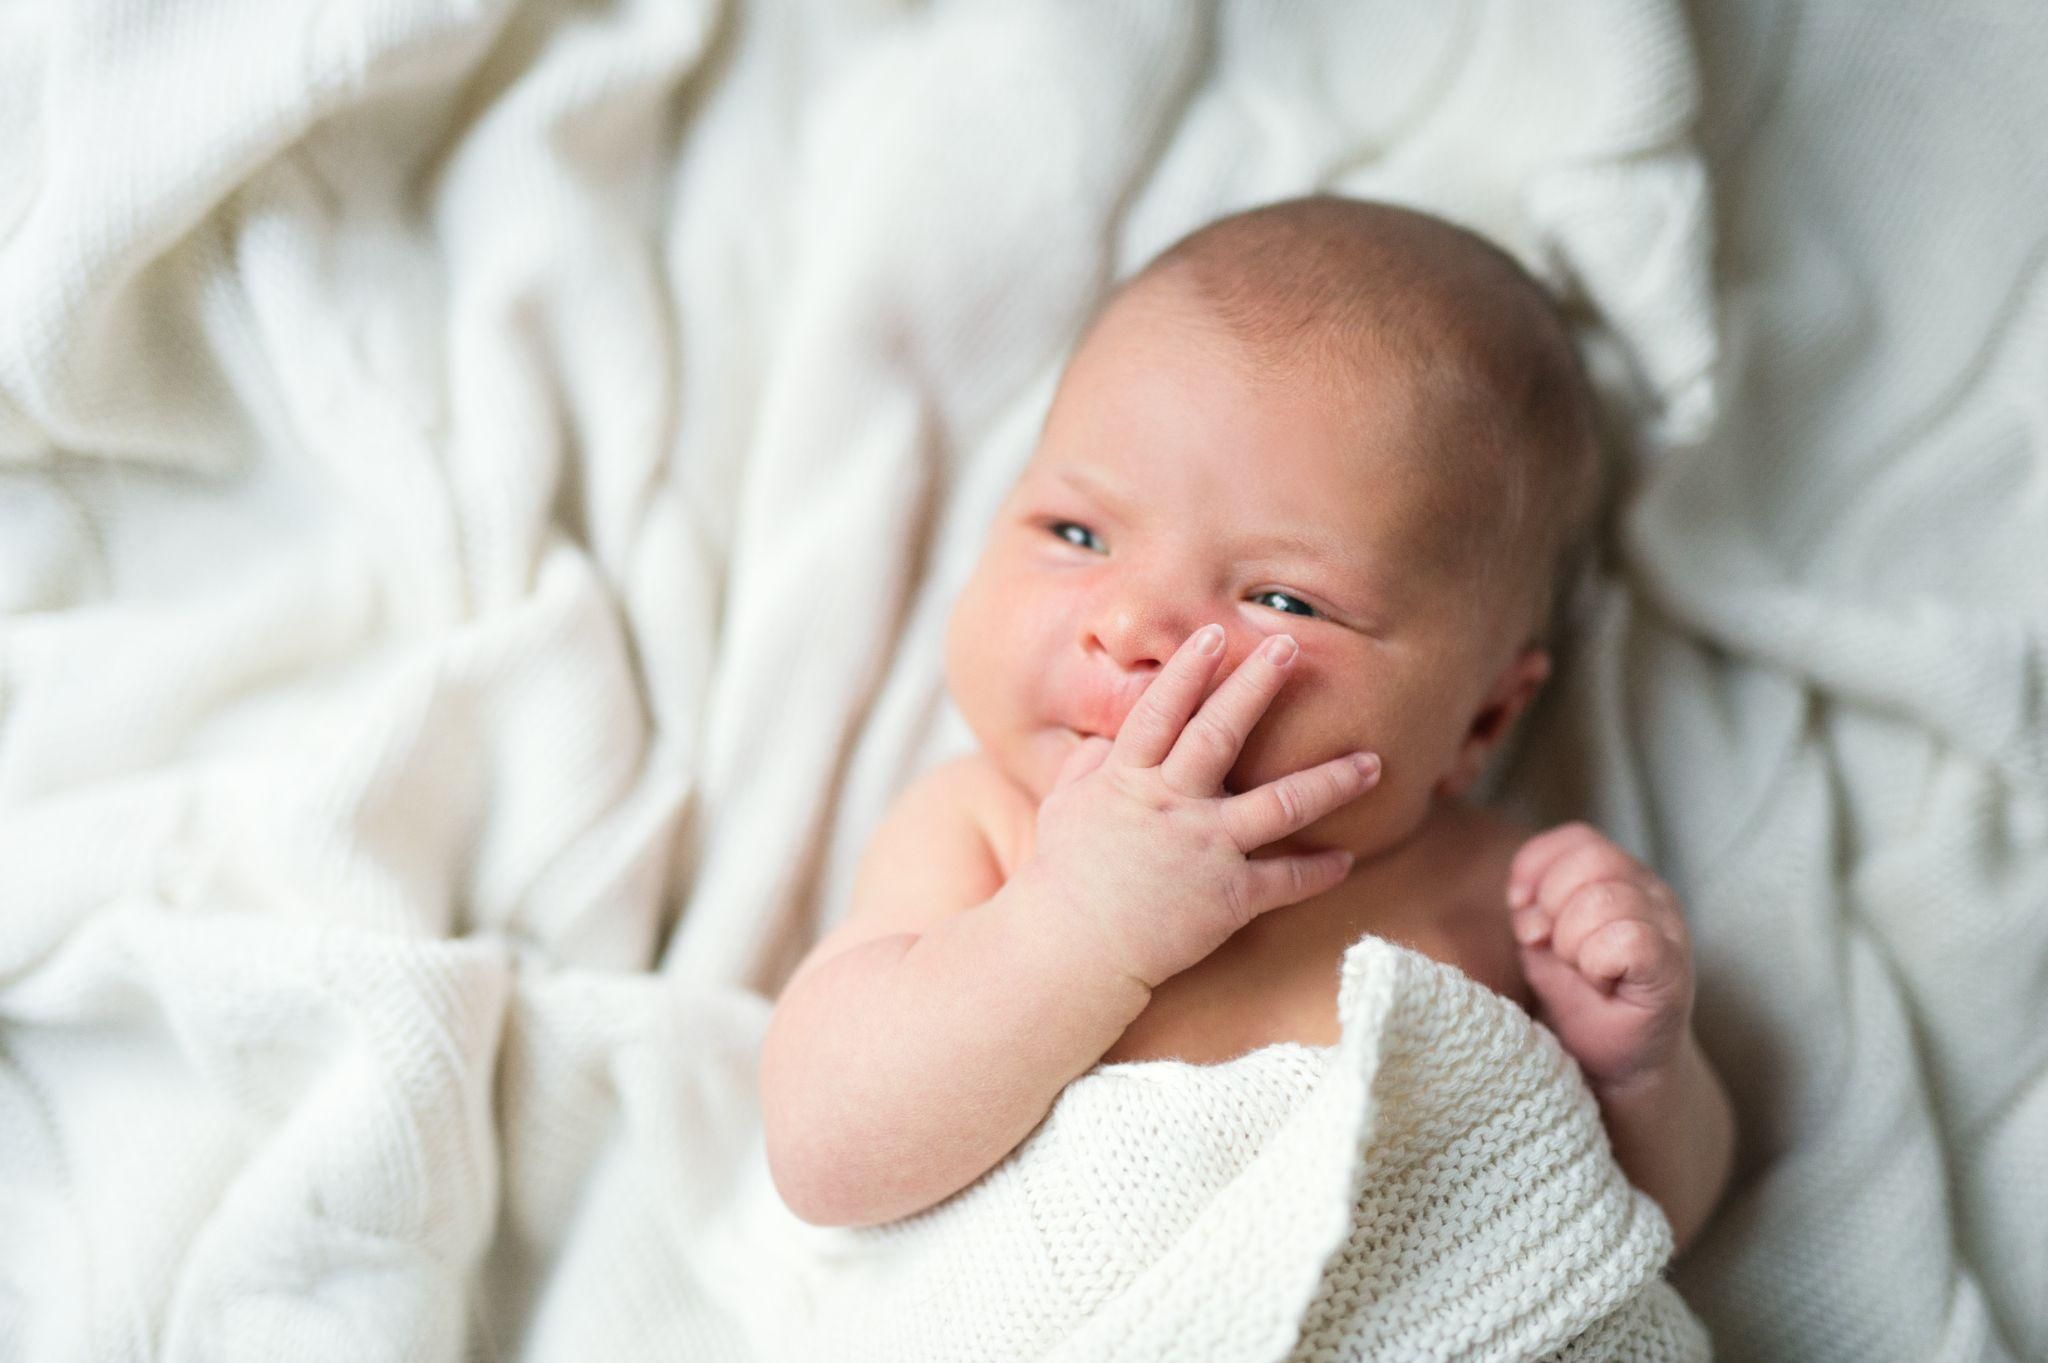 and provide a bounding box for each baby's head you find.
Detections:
[946,195,1601,859]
